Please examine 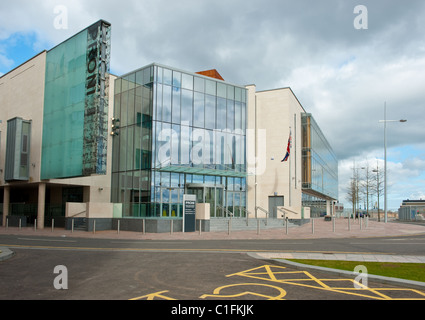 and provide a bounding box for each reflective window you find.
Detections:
[227,85,235,100]
[205,94,216,130]
[217,97,226,130]
[173,71,181,88]
[193,92,205,128]
[227,99,235,130]
[181,89,193,126]
[194,77,205,93]
[163,68,172,86]
[182,73,193,90]
[172,87,181,124]
[217,82,226,98]
[205,79,216,95]
[162,85,172,123]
